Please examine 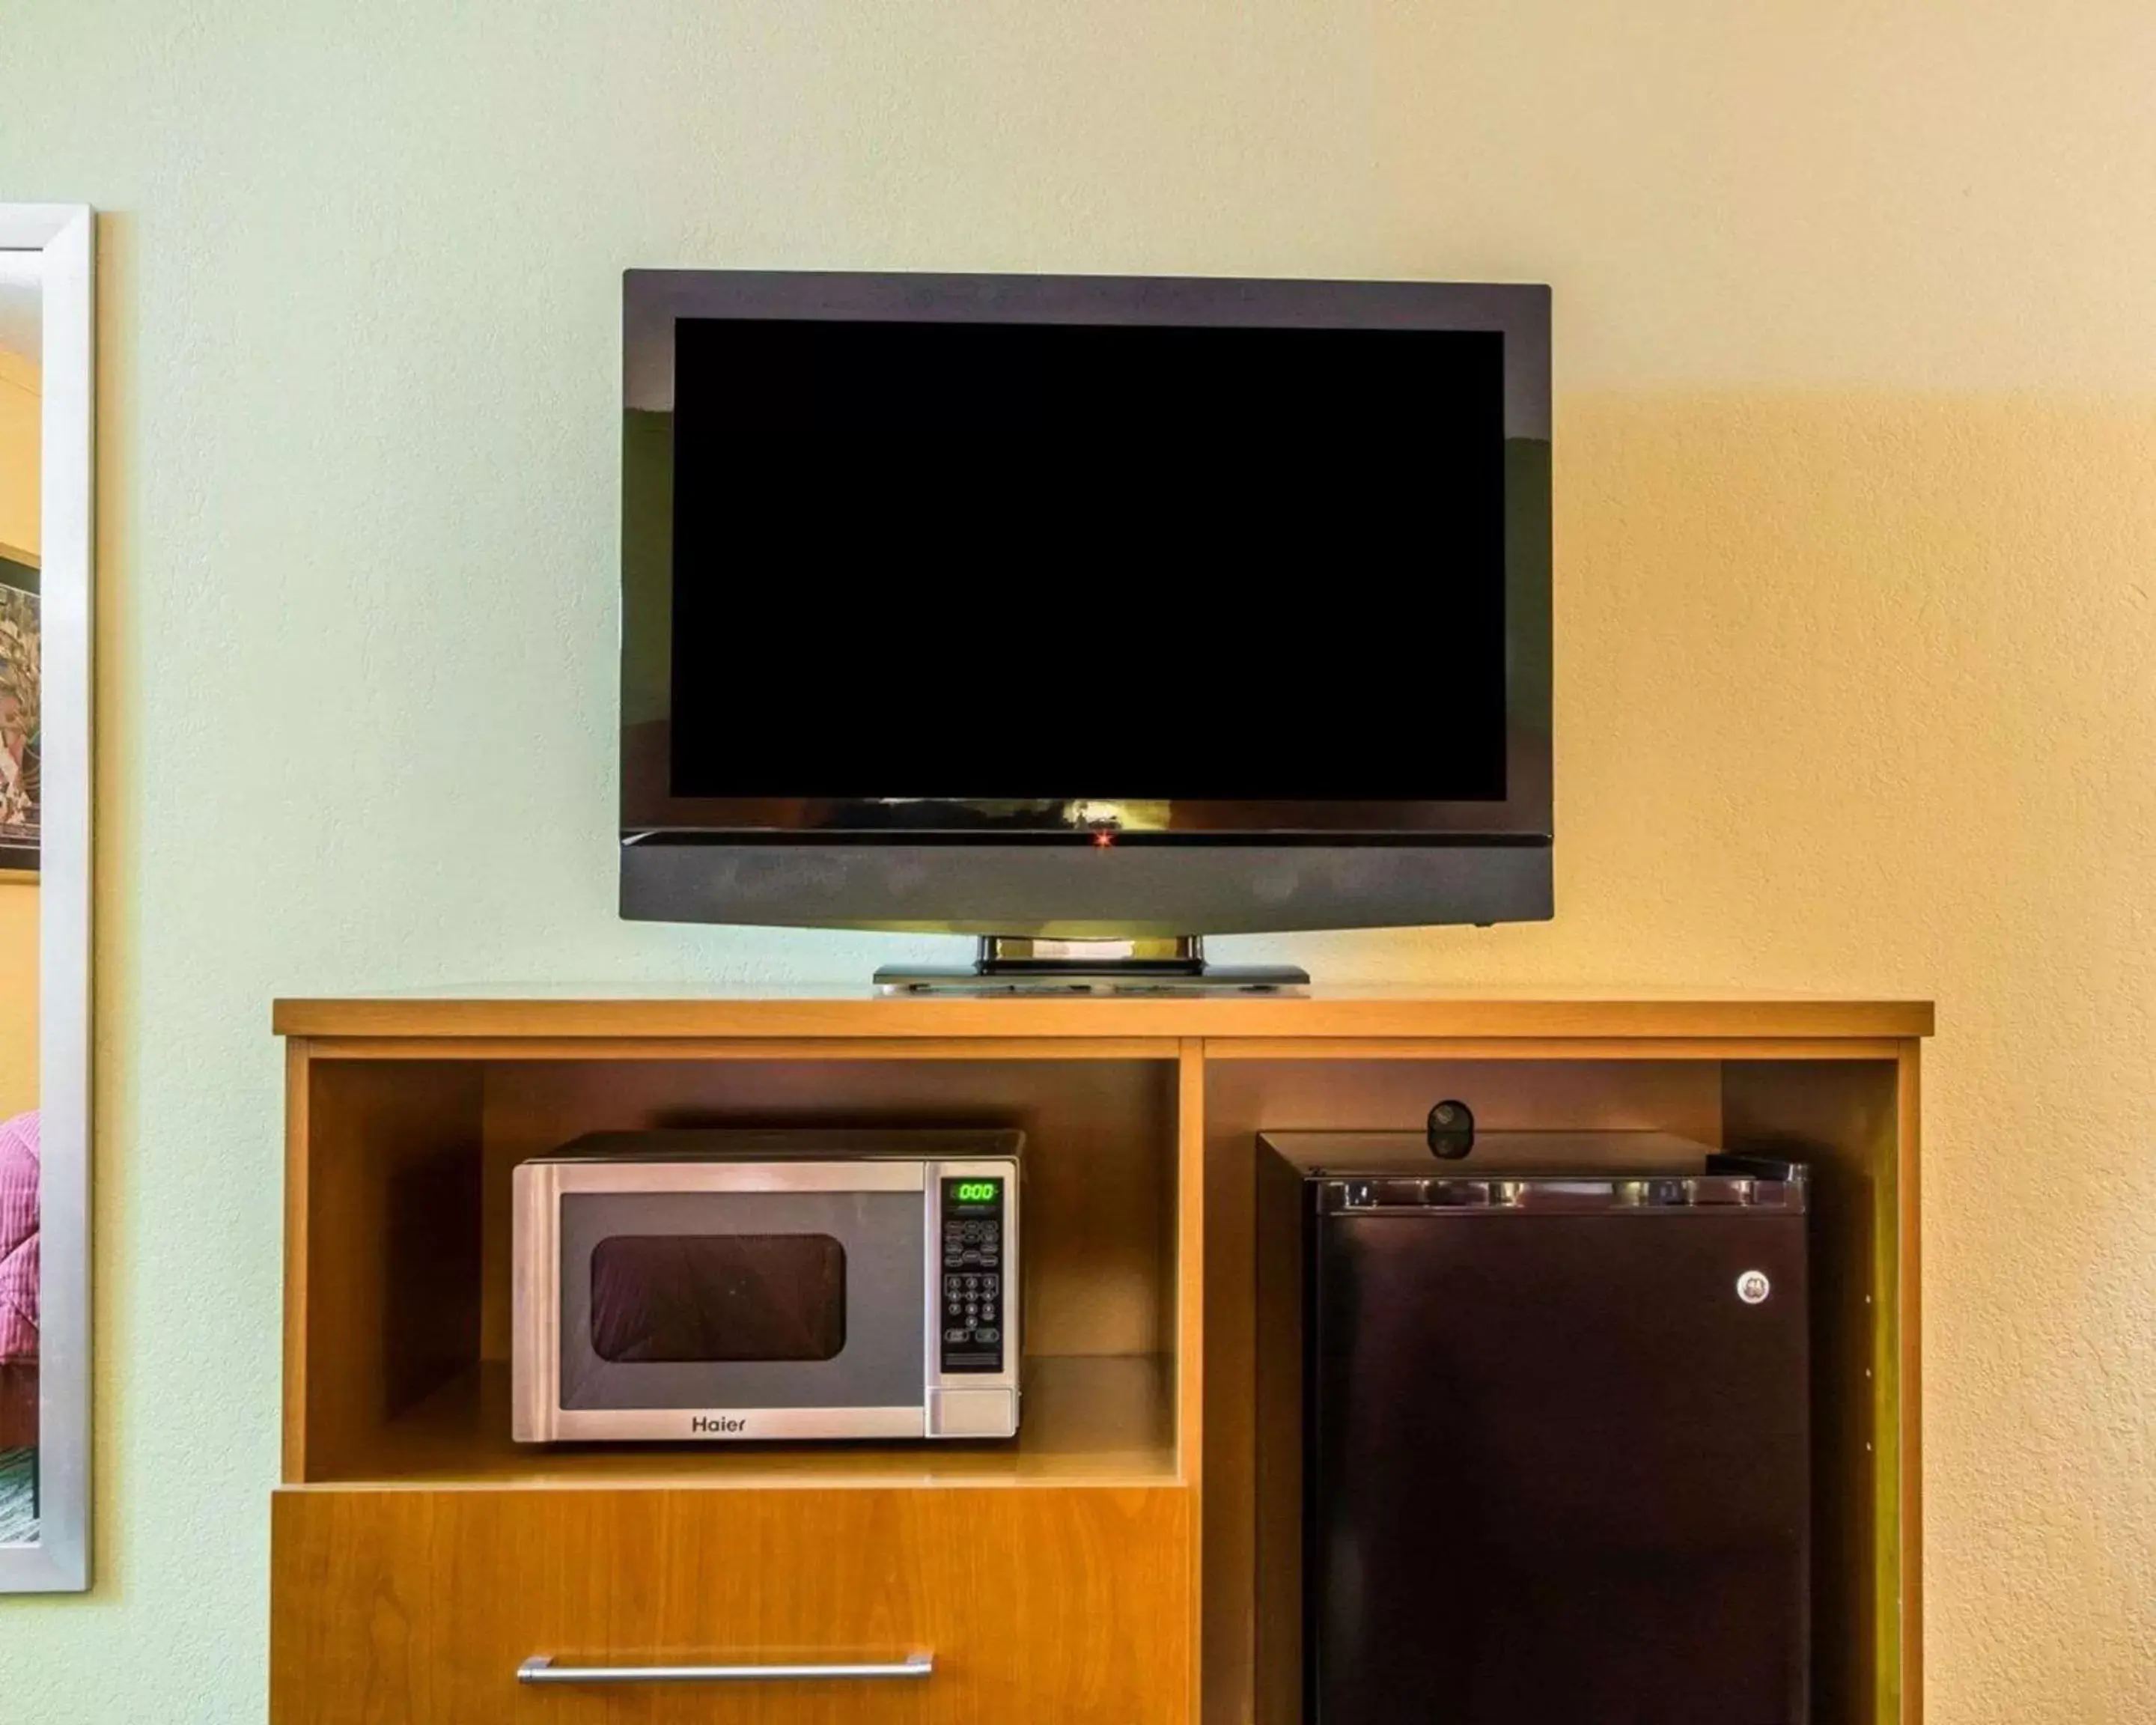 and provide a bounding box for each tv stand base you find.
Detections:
[874,937,1310,996]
